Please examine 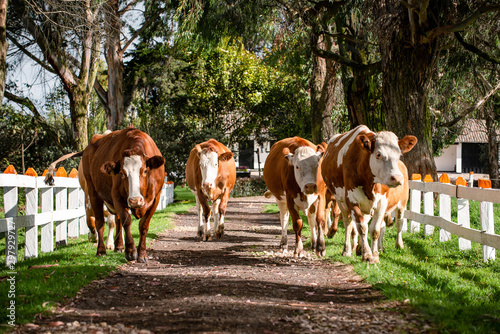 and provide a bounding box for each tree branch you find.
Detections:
[437,80,500,128]
[6,32,55,74]
[312,46,381,74]
[4,90,64,149]
[319,31,377,45]
[427,5,500,40]
[454,32,500,65]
